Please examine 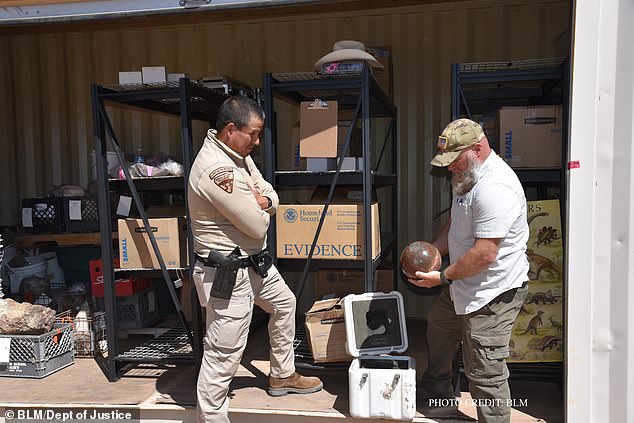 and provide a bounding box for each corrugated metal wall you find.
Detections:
[0,0,570,313]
